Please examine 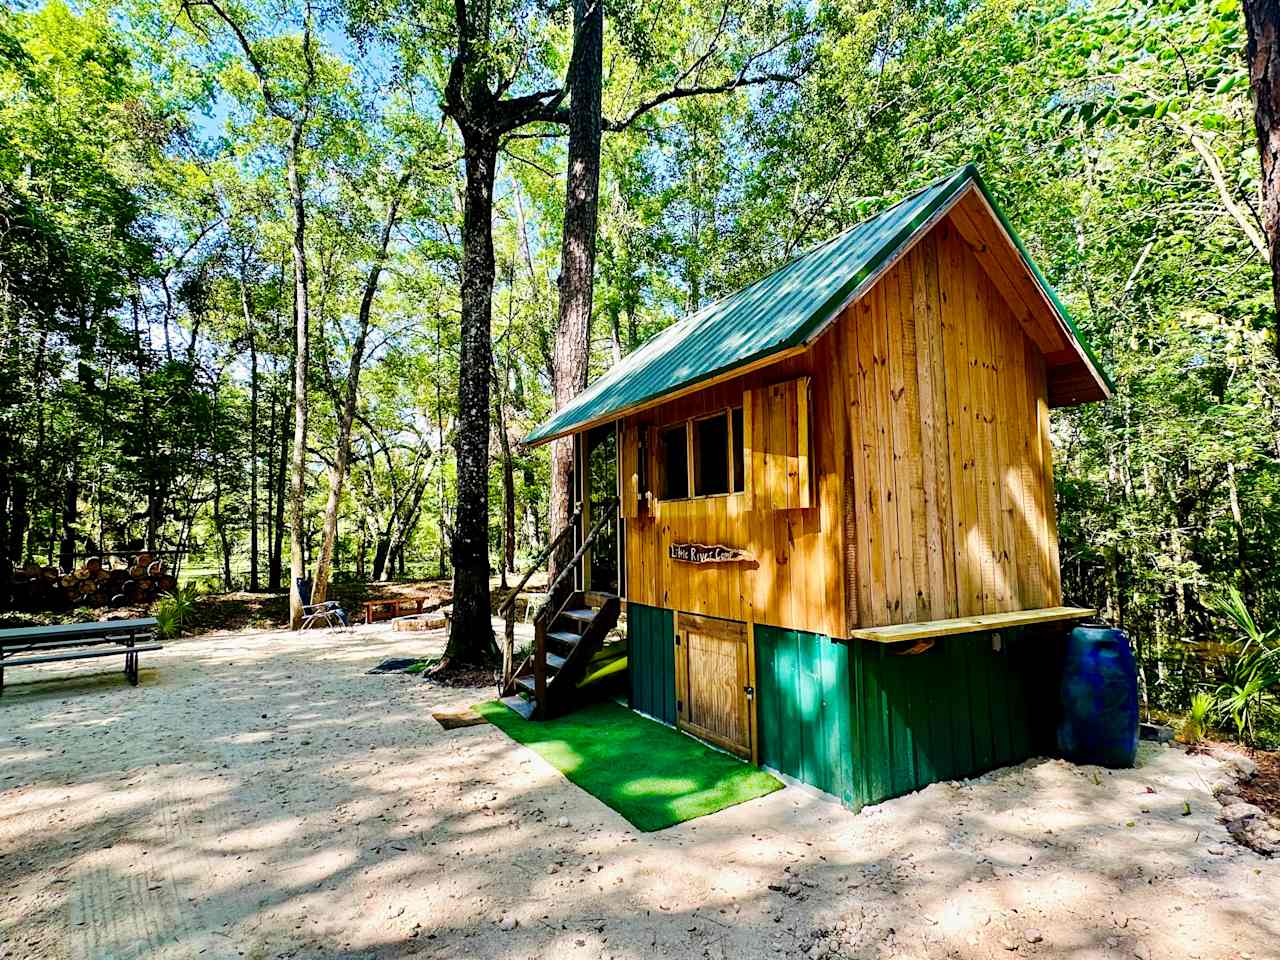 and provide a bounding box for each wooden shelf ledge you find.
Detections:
[846,606,1096,644]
